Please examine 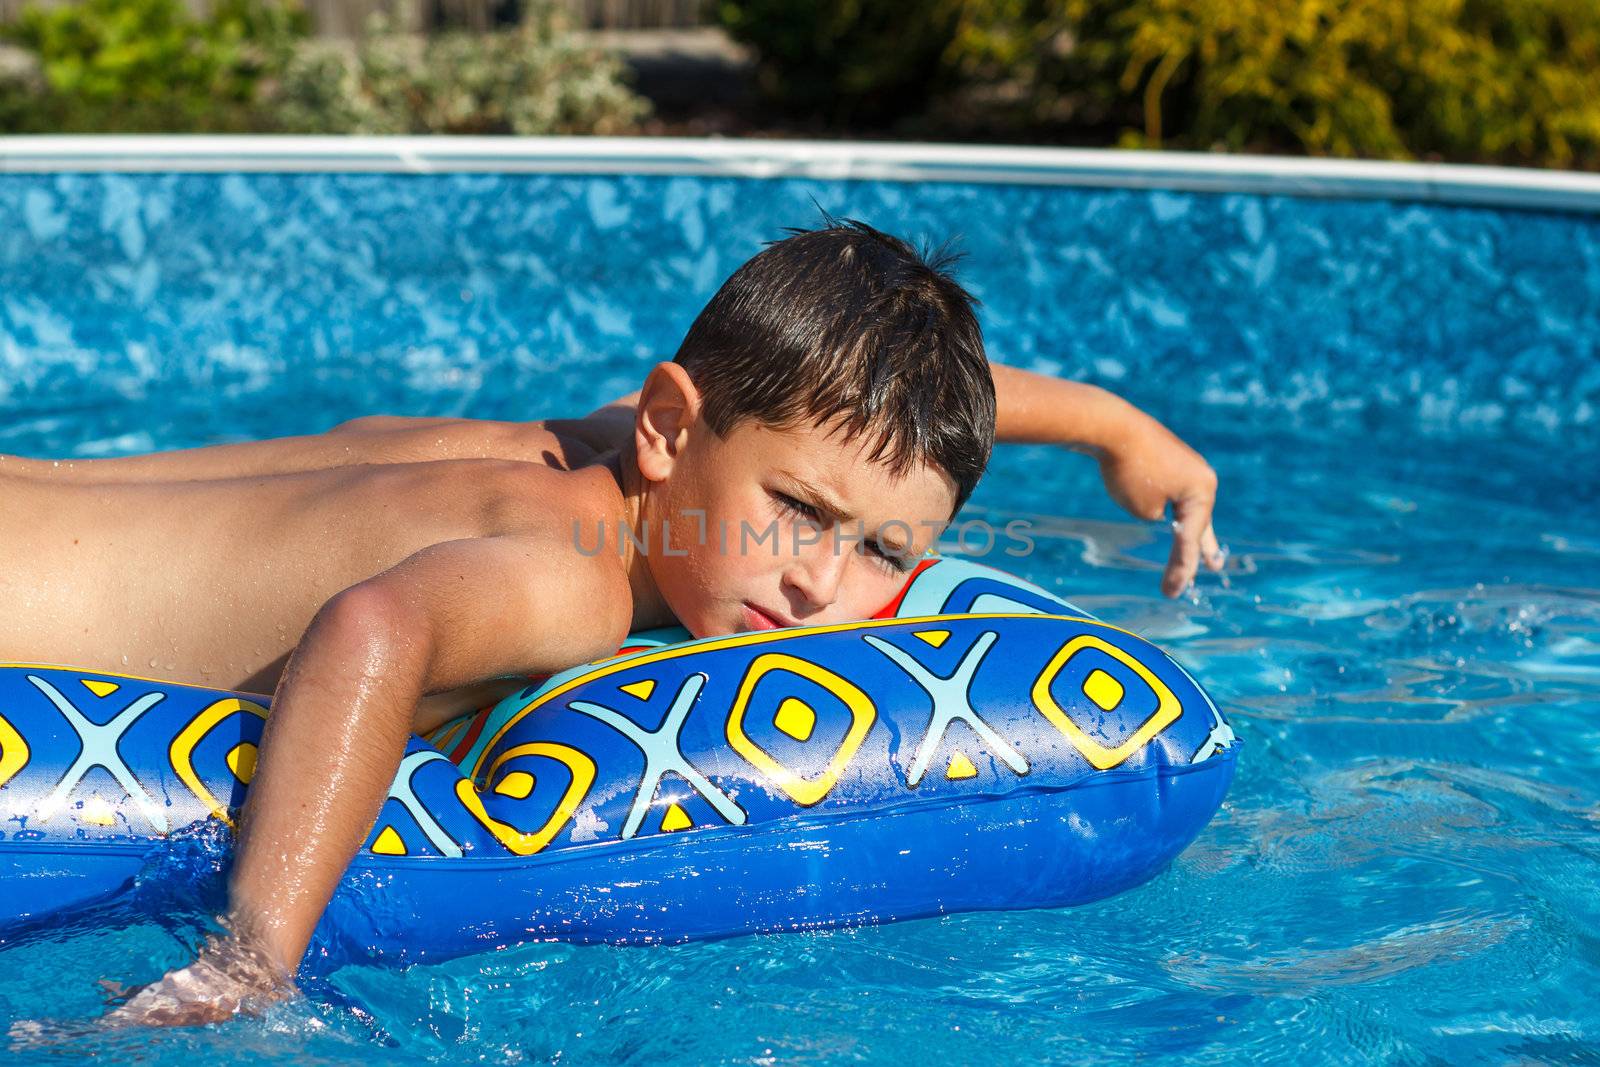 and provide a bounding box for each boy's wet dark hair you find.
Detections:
[673,219,995,515]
